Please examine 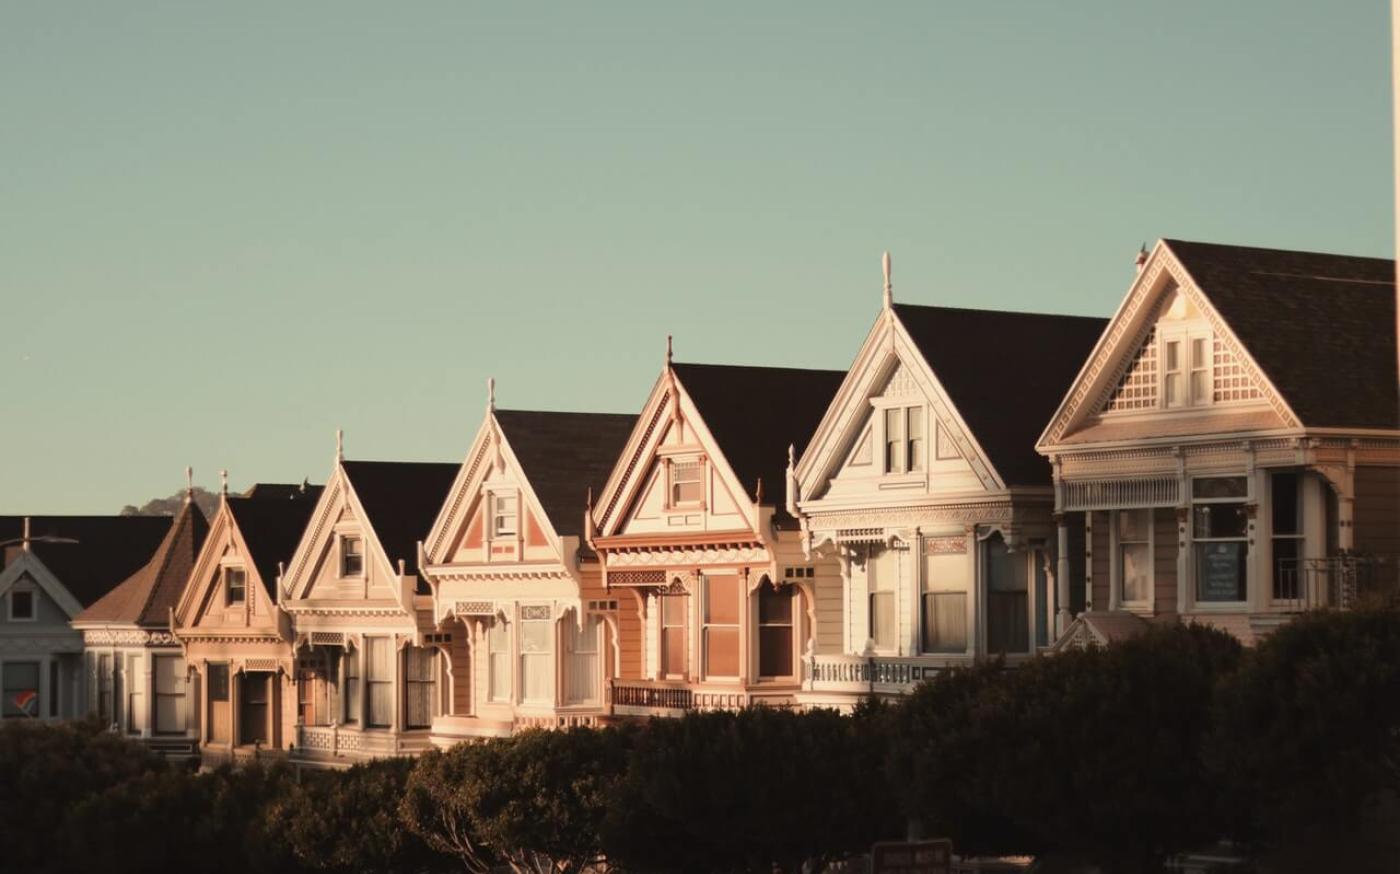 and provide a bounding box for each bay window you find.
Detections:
[519,608,553,704]
[488,619,510,702]
[1193,477,1249,603]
